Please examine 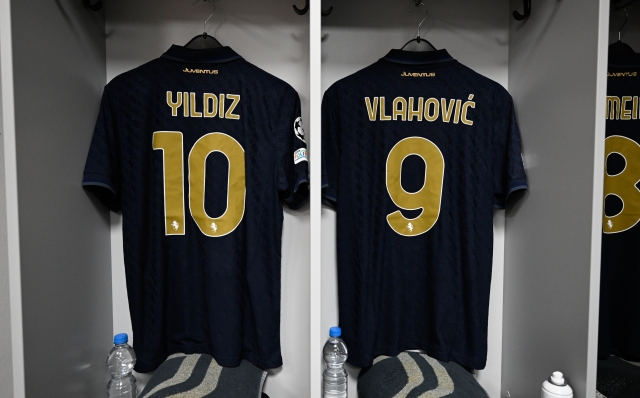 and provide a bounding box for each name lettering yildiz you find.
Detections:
[166,91,241,120]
